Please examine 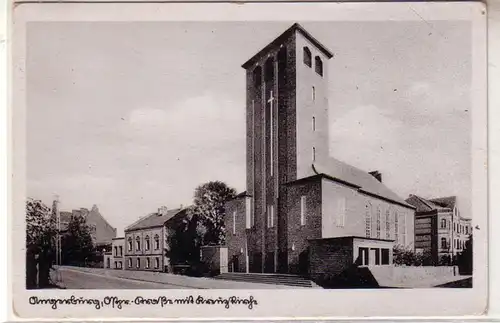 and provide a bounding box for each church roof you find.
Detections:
[312,159,414,209]
[125,208,185,232]
[242,23,334,69]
